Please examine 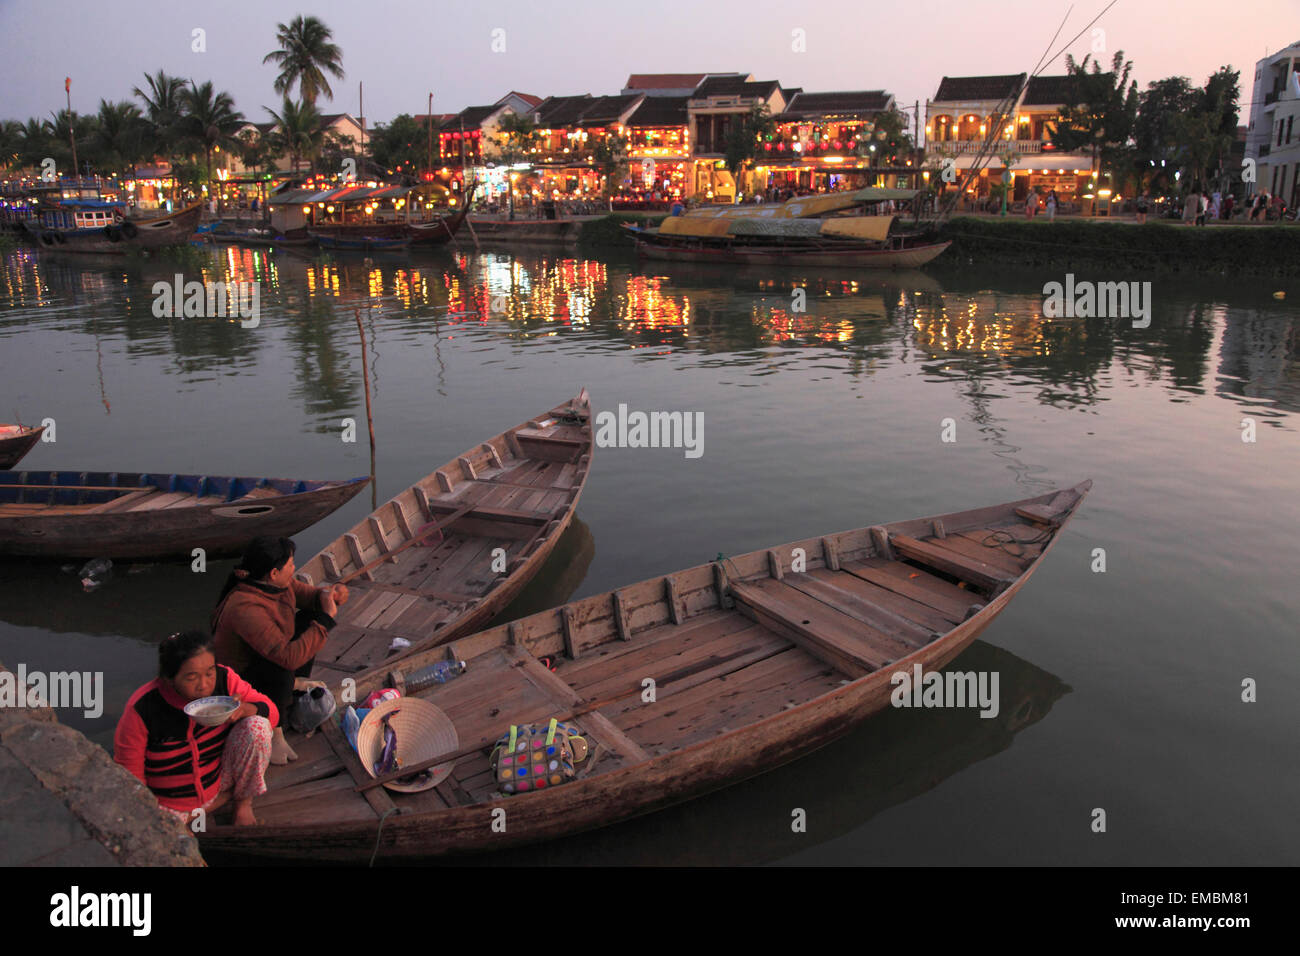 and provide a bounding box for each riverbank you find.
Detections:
[0,660,204,866]
[936,216,1300,277]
